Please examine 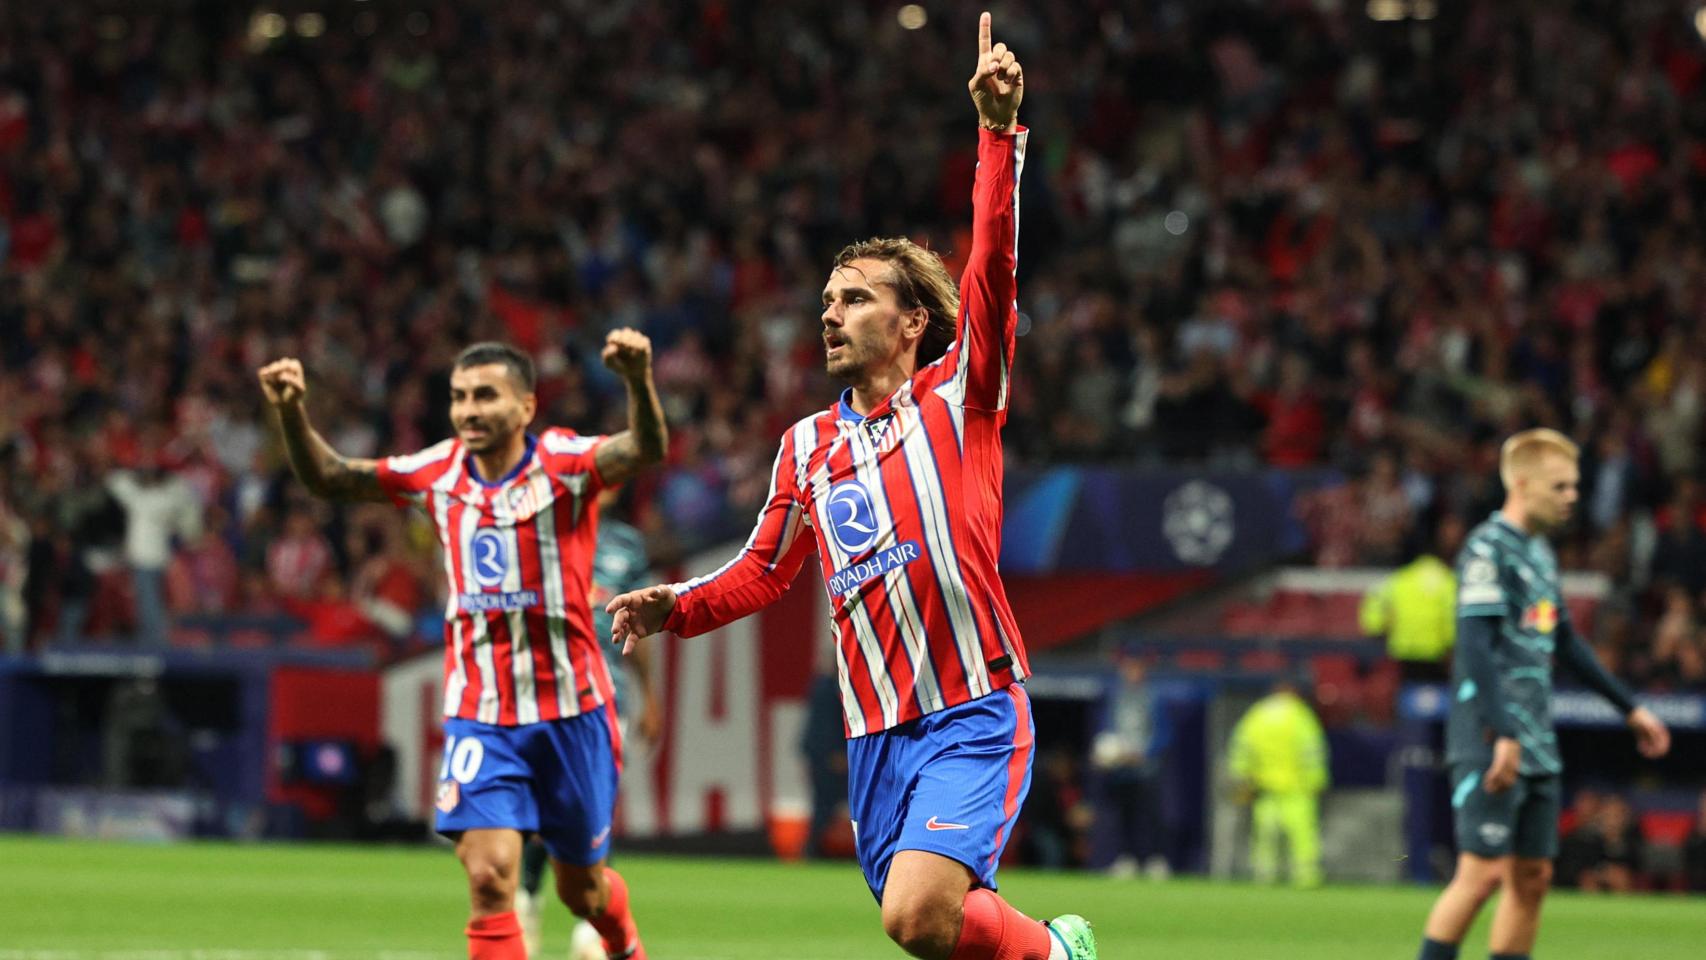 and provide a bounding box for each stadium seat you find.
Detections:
[1172,648,1229,672]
